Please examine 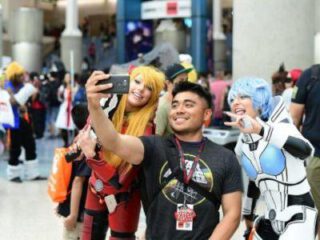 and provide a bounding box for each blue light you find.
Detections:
[184,18,192,28]
[127,21,136,32]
